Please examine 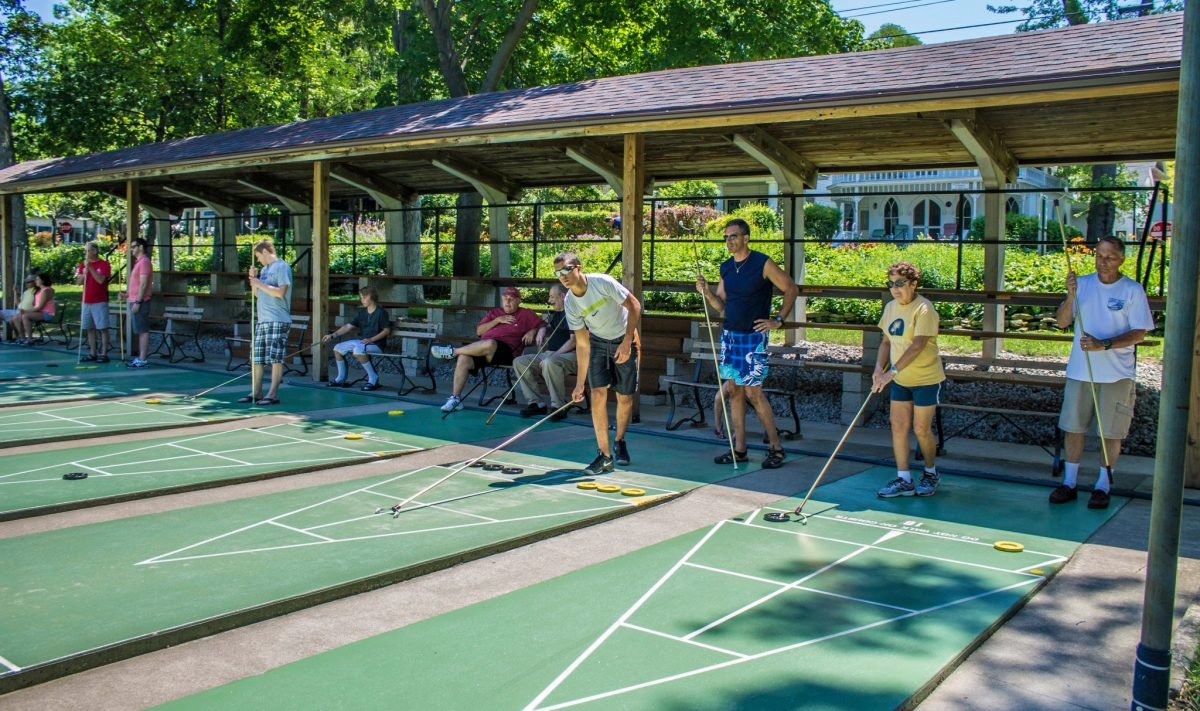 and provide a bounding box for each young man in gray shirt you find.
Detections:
[241,239,292,406]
